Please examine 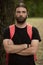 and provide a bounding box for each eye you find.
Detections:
[22,11,26,13]
[16,11,20,13]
